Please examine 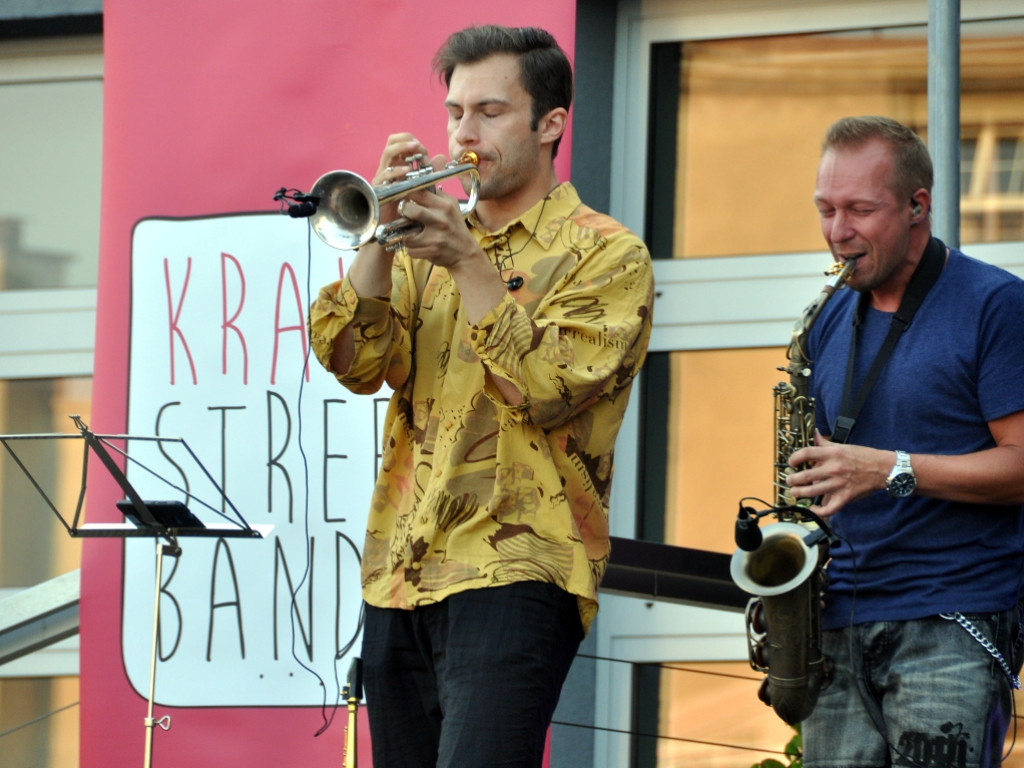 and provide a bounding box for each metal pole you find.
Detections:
[144,540,175,768]
[928,0,961,248]
[143,539,163,768]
